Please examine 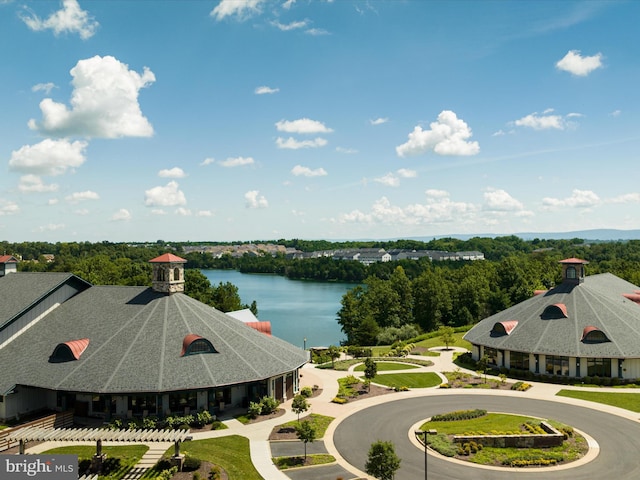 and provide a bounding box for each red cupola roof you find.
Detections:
[149,253,187,263]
